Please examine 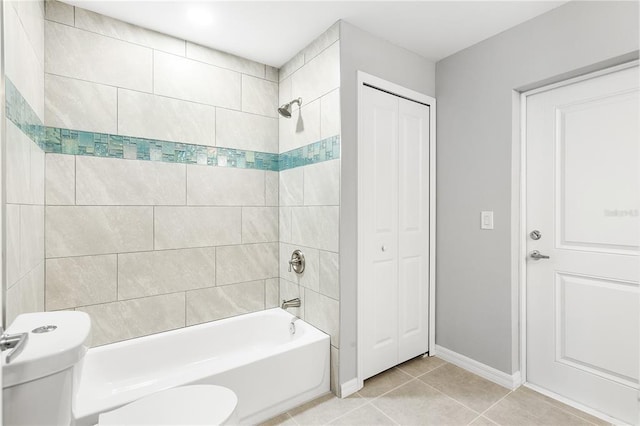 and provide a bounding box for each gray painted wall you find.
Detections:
[436,1,639,374]
[338,21,436,387]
